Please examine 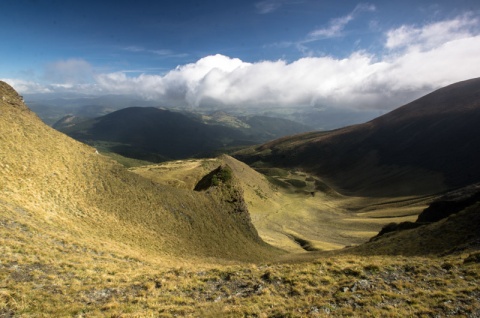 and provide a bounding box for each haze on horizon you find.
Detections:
[1,0,480,113]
